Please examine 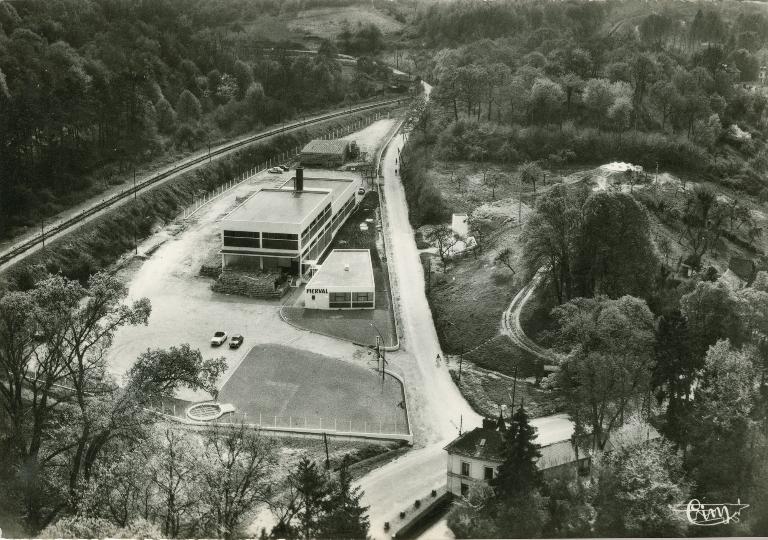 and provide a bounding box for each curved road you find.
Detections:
[501,266,560,371]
